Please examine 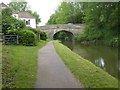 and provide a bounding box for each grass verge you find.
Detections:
[53,41,118,88]
[0,45,2,90]
[2,40,48,88]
